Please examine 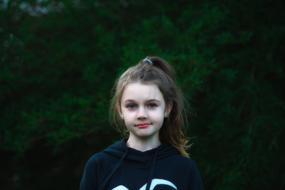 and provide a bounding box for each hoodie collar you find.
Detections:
[103,139,179,162]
